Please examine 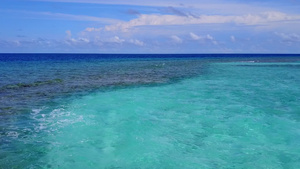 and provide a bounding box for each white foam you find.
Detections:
[7,131,19,138]
[32,108,42,114]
